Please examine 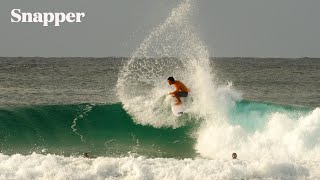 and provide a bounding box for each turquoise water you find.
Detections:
[0,103,195,158]
[229,100,310,132]
[0,100,311,158]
